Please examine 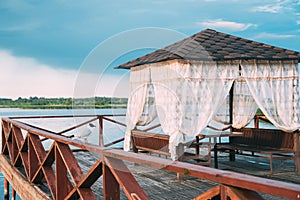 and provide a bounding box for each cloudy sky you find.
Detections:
[0,0,299,99]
